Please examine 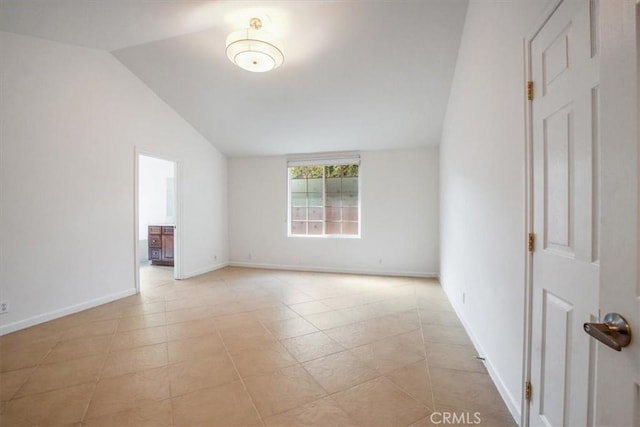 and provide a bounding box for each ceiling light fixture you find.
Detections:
[225,17,284,73]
